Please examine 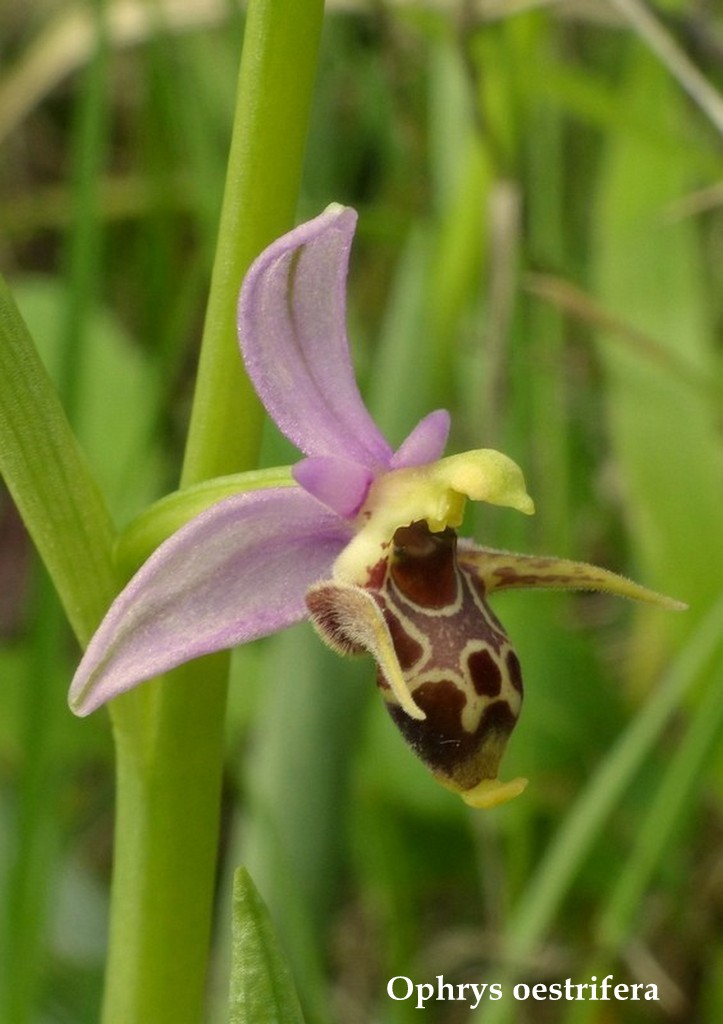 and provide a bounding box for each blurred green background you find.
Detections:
[1,1,722,1022]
